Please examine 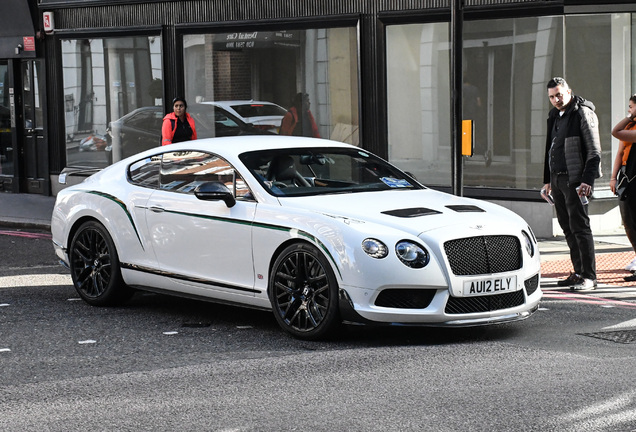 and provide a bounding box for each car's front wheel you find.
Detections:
[269,243,340,340]
[69,220,132,306]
